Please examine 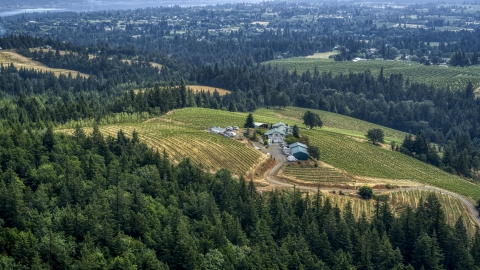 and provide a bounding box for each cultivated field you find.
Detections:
[325,189,477,236]
[256,107,406,142]
[263,57,480,91]
[282,163,352,183]
[0,50,88,78]
[59,107,480,200]
[303,128,480,200]
[166,108,480,200]
[62,118,265,177]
